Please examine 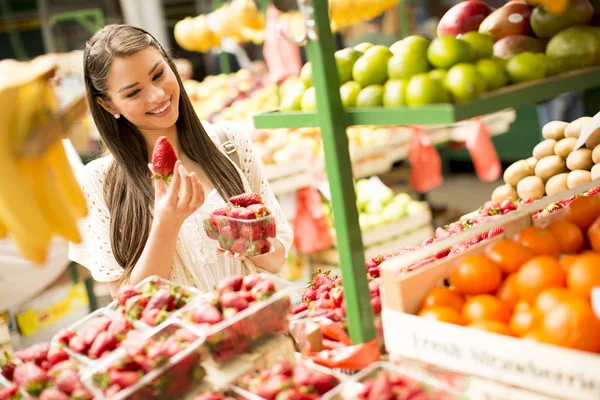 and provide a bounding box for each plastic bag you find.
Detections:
[409,126,443,193]
[293,187,334,254]
[466,117,501,182]
[262,5,302,83]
